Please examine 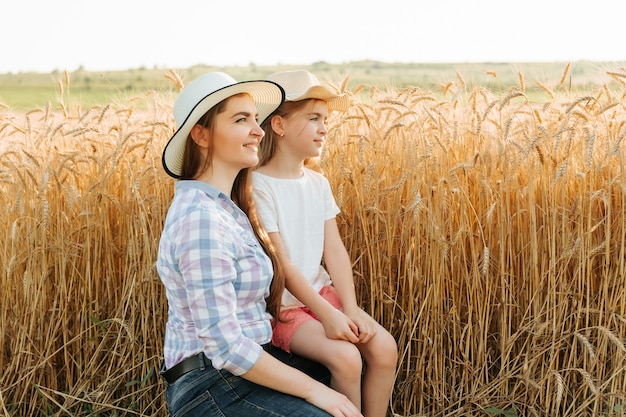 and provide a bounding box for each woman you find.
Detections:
[157,71,361,417]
